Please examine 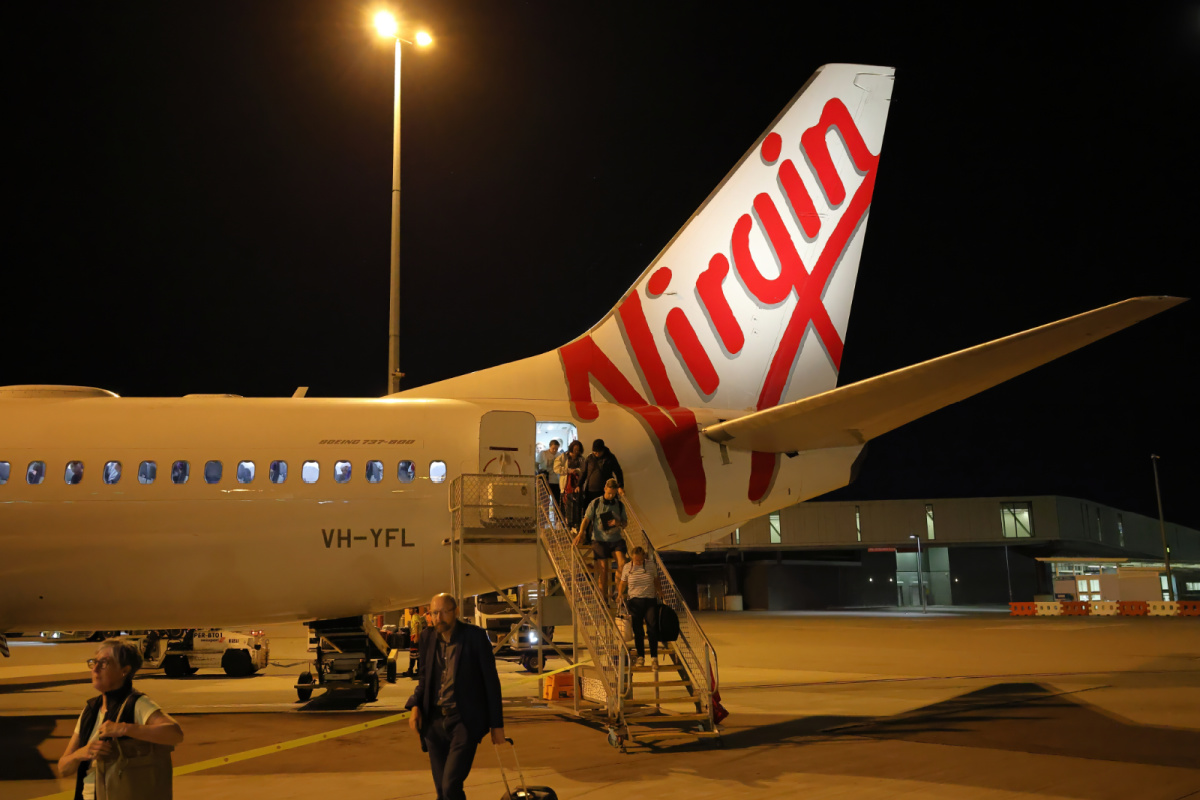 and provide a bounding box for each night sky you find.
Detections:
[6,3,1198,529]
